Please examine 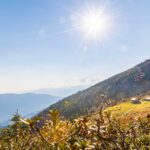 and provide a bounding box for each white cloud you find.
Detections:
[65,76,102,87]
